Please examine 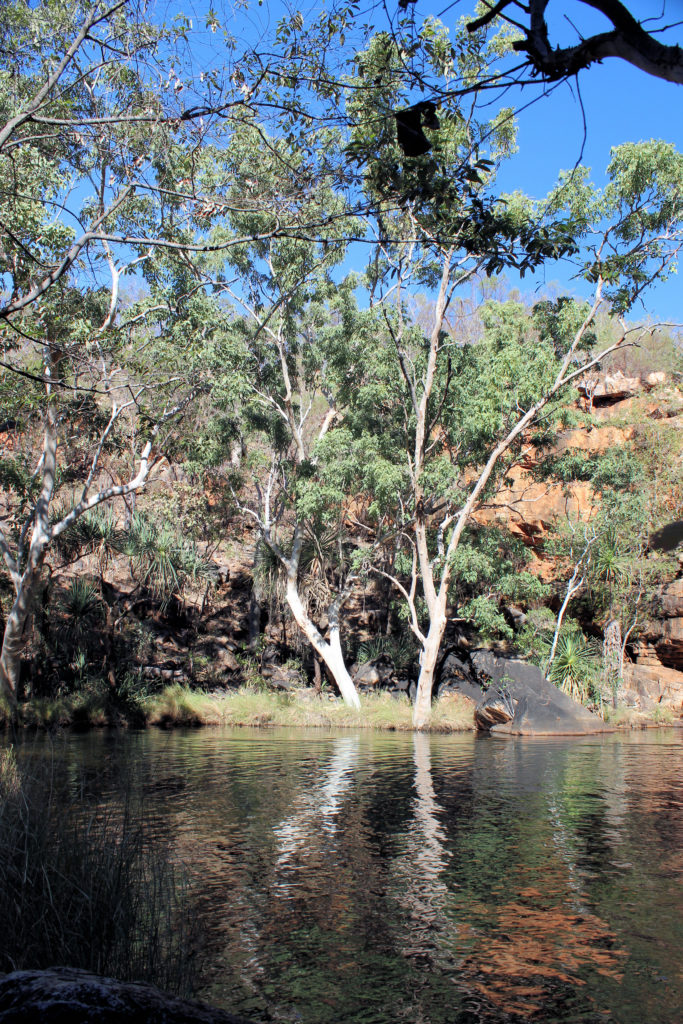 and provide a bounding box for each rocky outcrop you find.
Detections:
[656,578,683,617]
[622,662,683,715]
[638,578,683,673]
[469,652,610,736]
[436,650,611,735]
[577,370,644,404]
[0,968,252,1024]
